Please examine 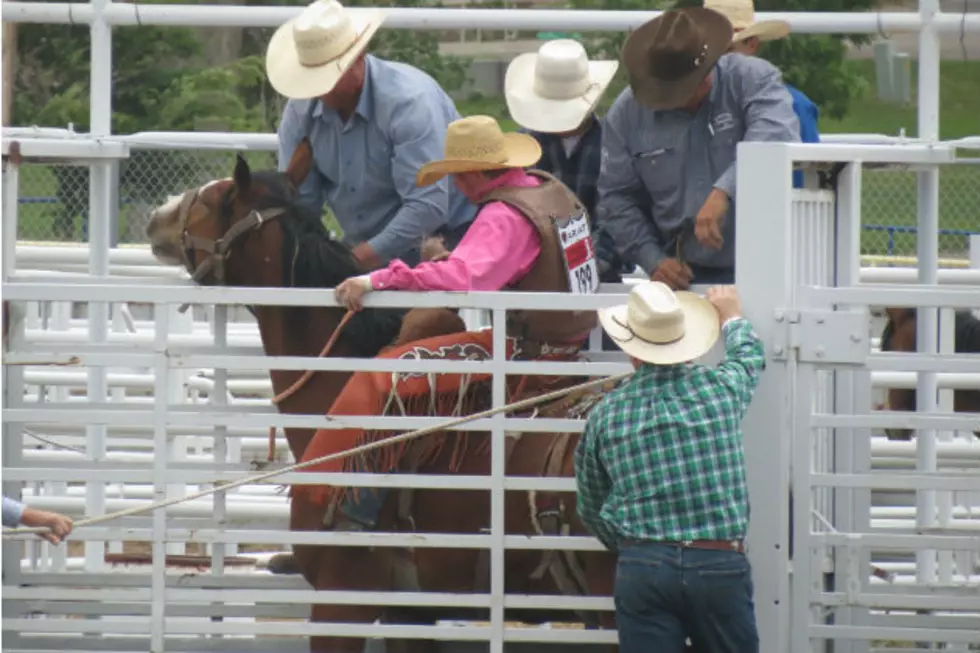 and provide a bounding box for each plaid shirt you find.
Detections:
[520,116,630,282]
[574,317,766,551]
